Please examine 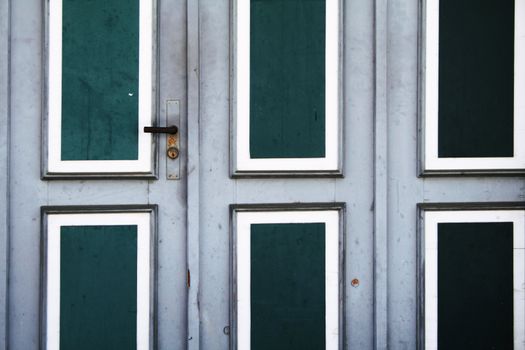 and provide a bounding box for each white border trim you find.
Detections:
[423,0,525,171]
[424,210,525,350]
[235,0,340,172]
[45,212,151,350]
[47,0,153,173]
[236,210,340,350]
